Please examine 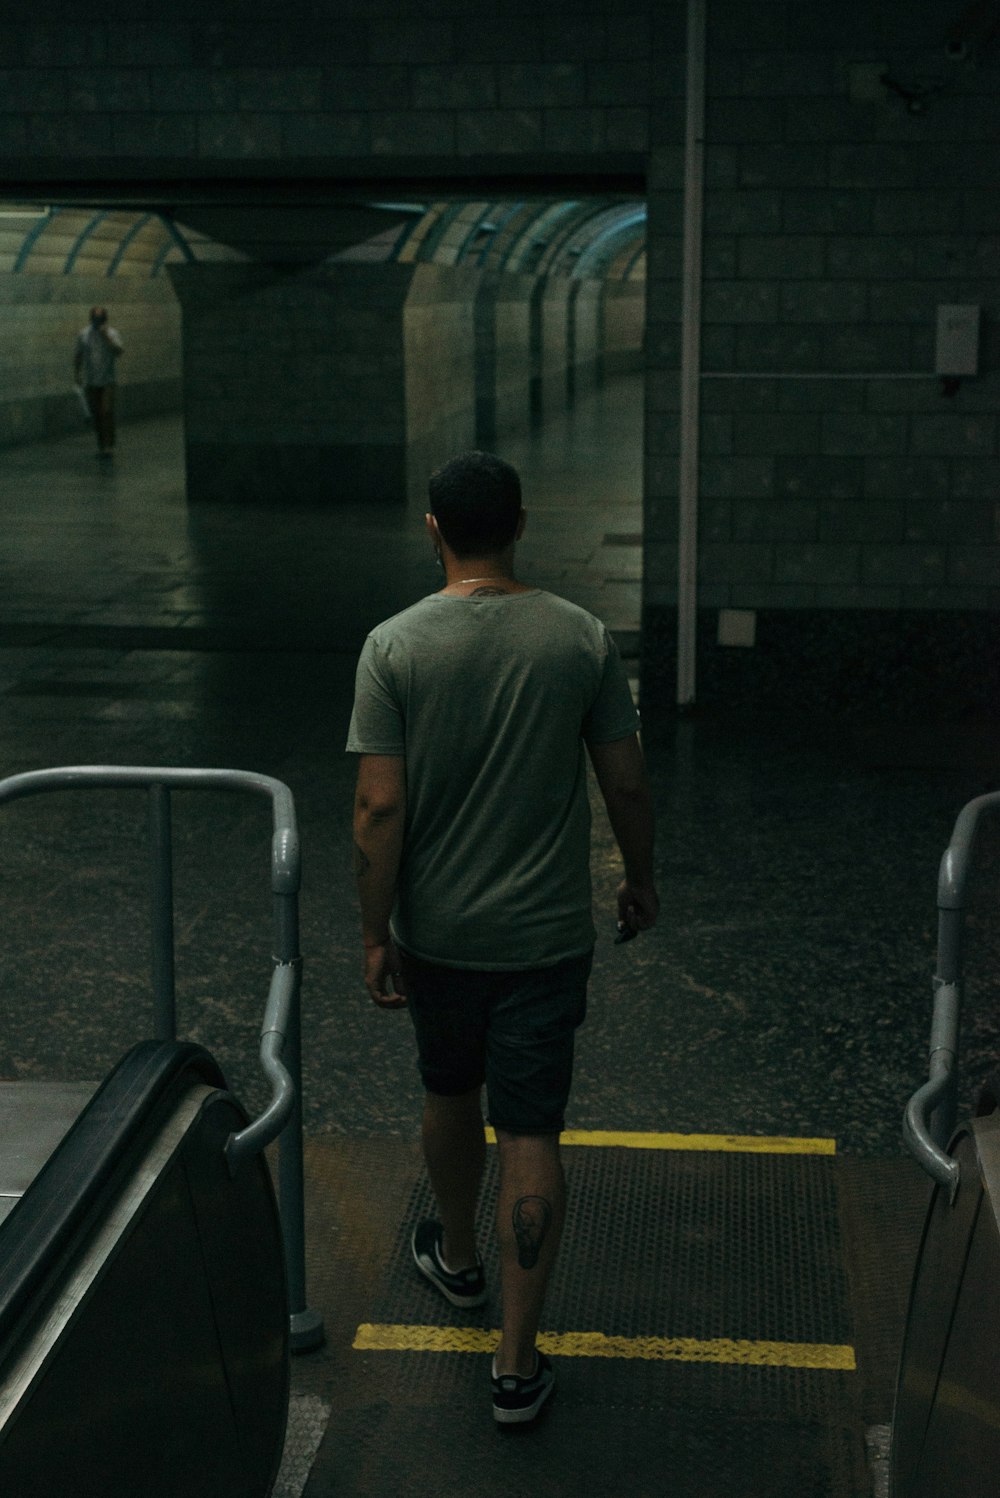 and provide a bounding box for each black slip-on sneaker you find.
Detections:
[491,1351,555,1424]
[411,1219,487,1308]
